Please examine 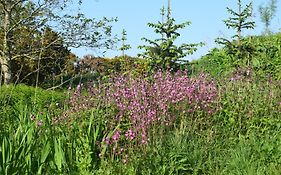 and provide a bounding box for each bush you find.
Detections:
[193,33,281,80]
